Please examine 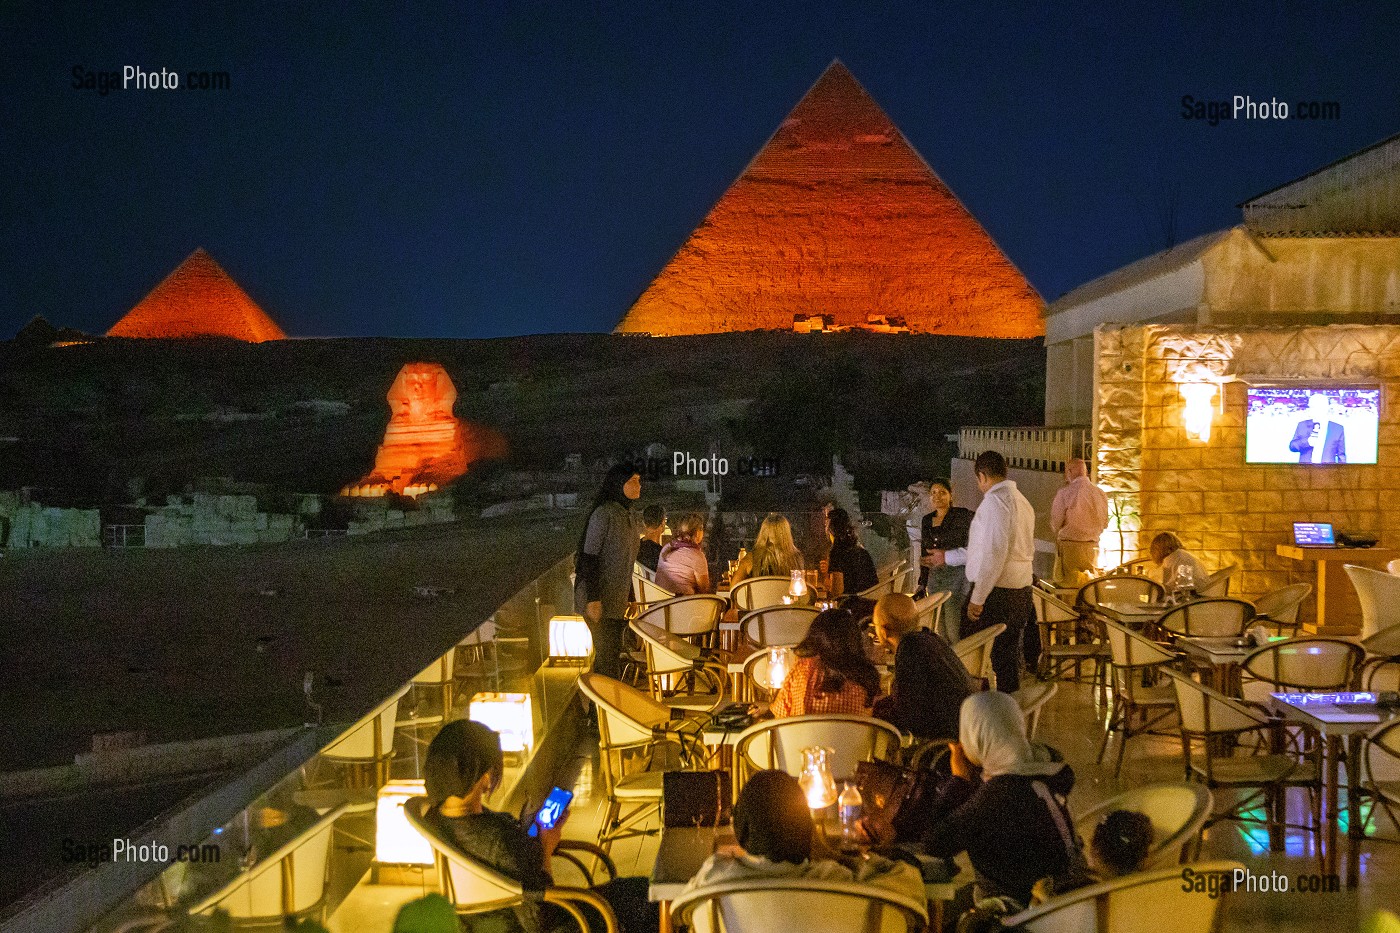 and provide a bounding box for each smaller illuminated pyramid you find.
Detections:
[108,248,286,342]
